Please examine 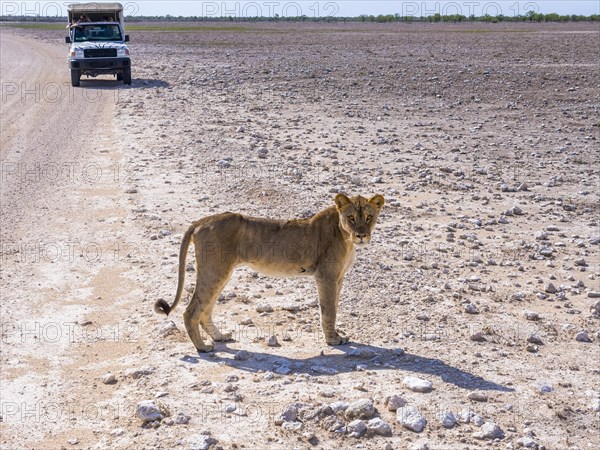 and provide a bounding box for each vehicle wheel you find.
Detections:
[71,69,80,87]
[117,72,123,81]
[122,67,131,85]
